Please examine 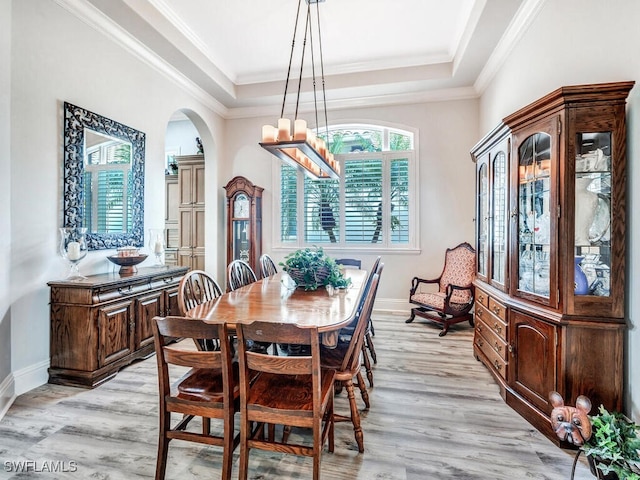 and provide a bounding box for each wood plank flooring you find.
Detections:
[0,312,594,479]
